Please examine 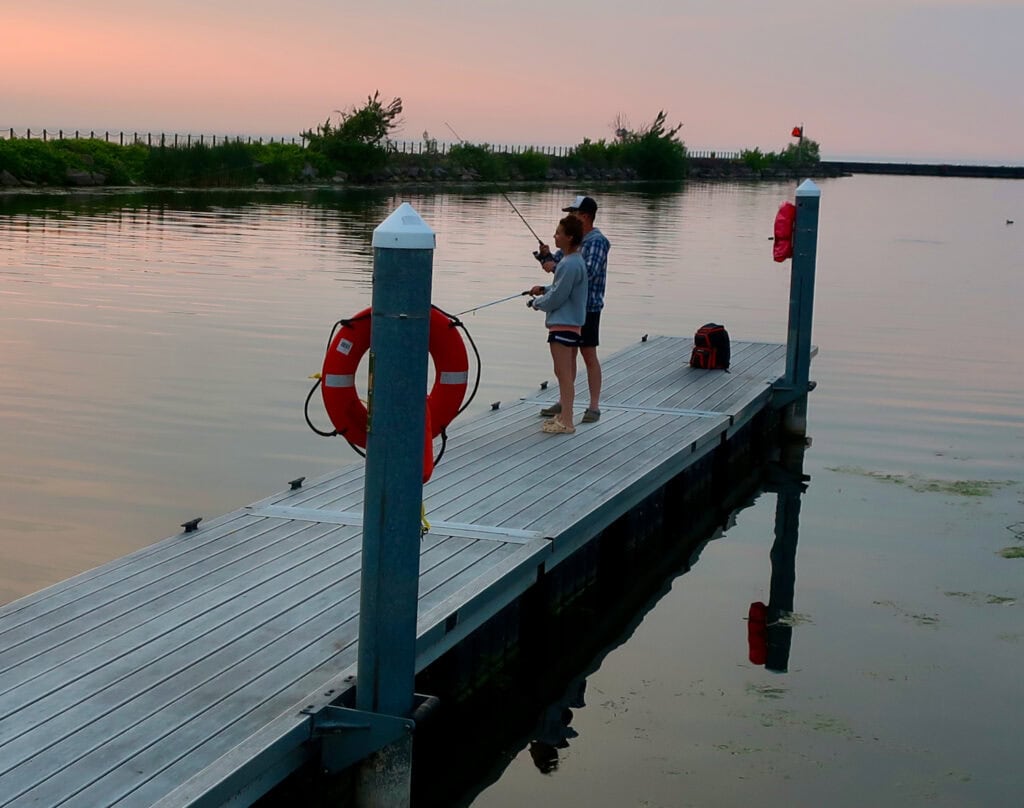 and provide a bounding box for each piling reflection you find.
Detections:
[747,441,808,674]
